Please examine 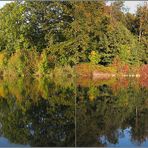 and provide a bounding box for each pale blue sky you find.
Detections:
[0,1,10,8]
[123,1,145,13]
[0,1,11,8]
[107,1,144,13]
[0,1,145,14]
